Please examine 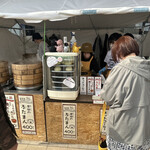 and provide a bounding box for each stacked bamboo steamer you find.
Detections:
[12,61,43,89]
[0,61,9,84]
